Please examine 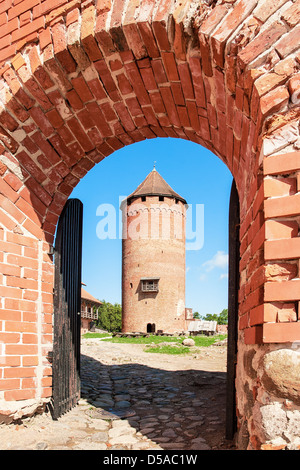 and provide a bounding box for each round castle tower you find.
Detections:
[121,167,187,334]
